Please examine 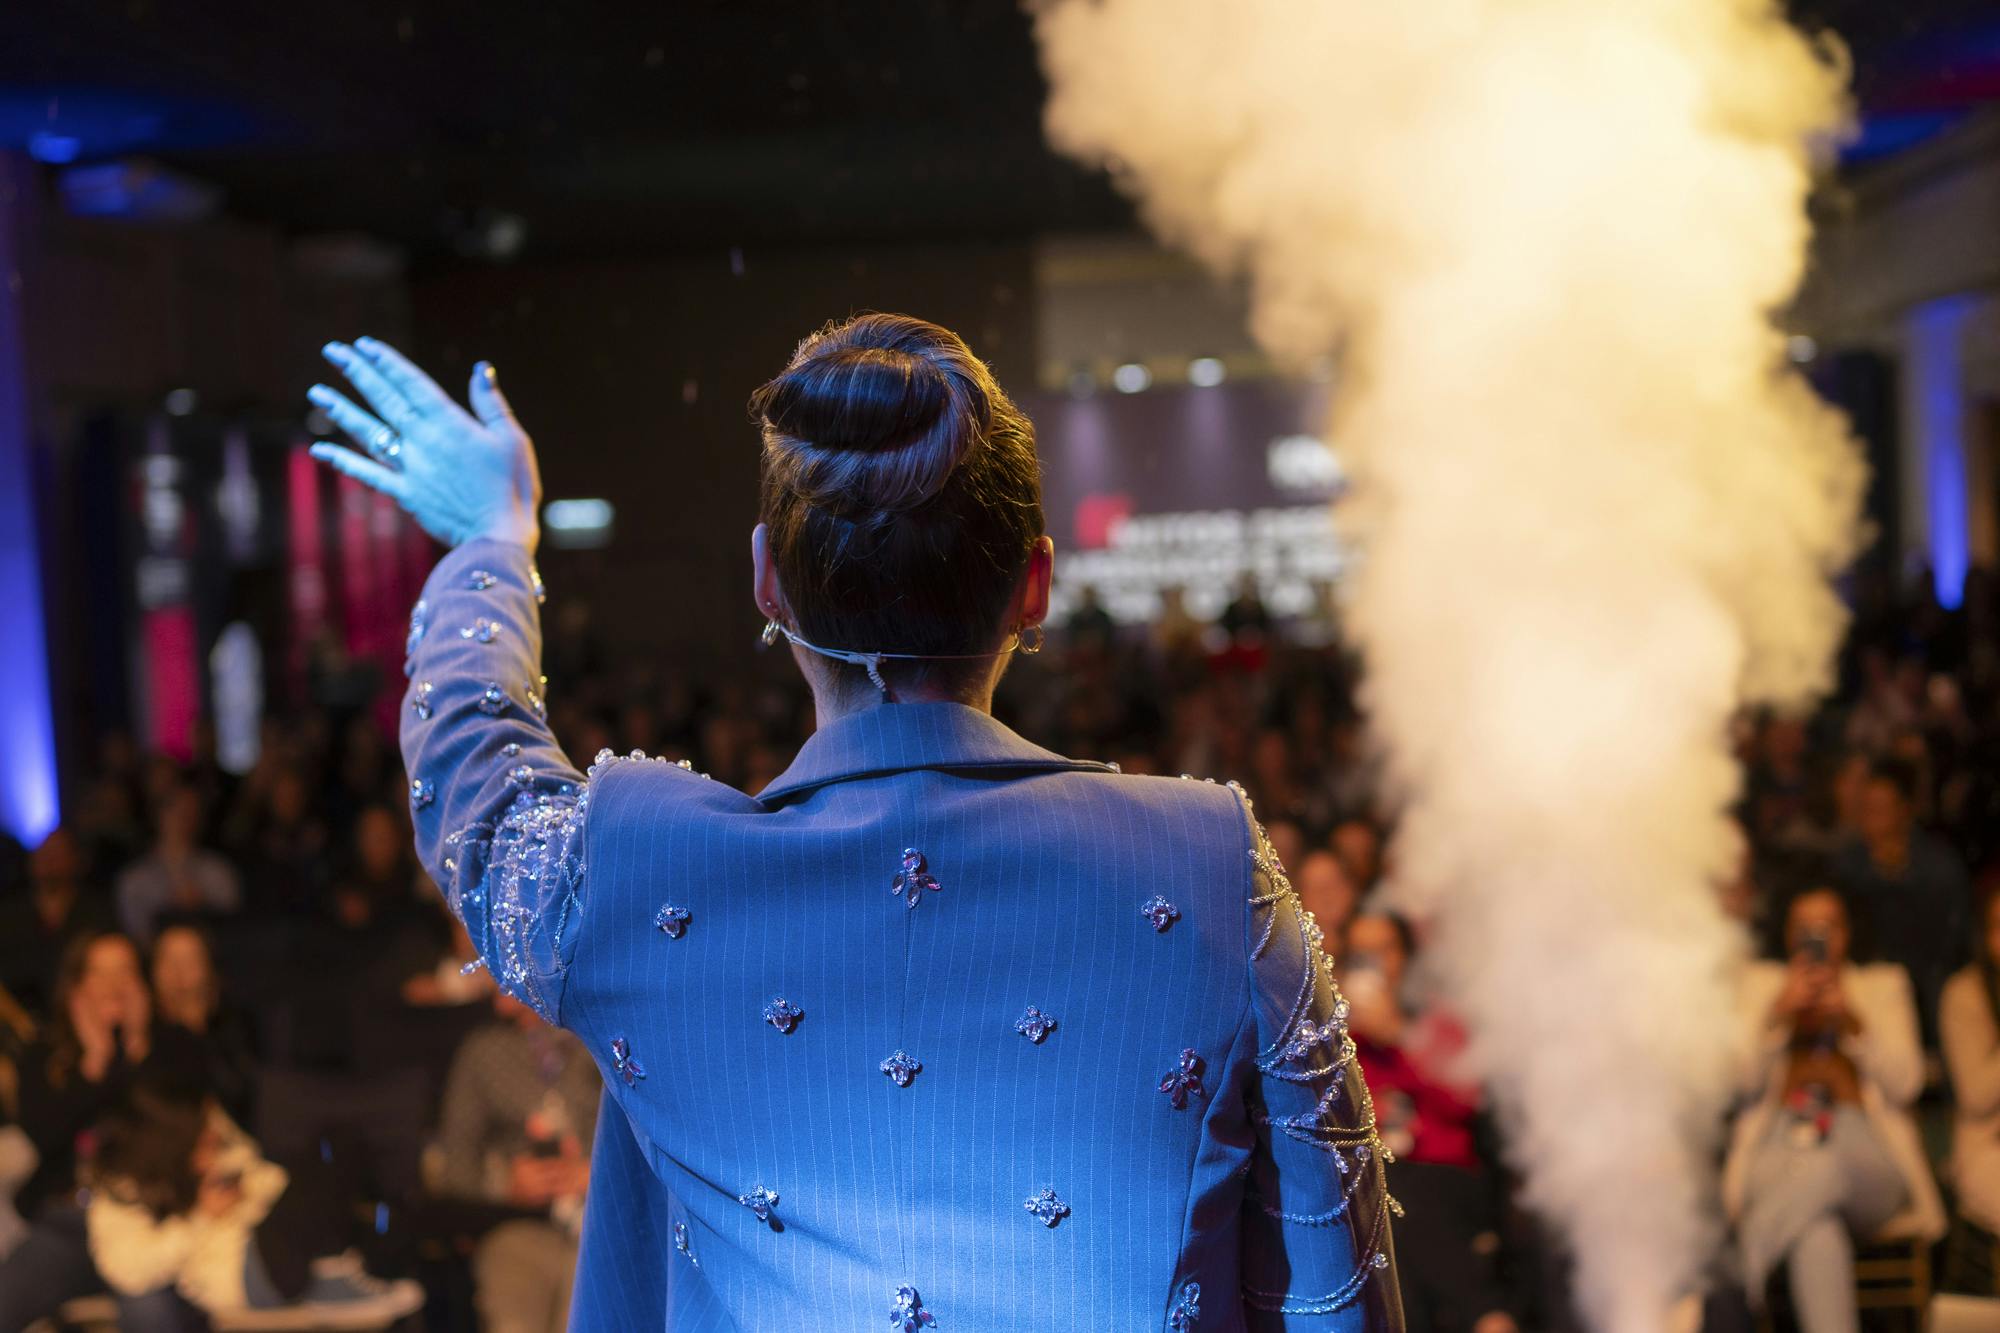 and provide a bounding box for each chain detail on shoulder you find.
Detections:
[1228,780,1399,1312]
